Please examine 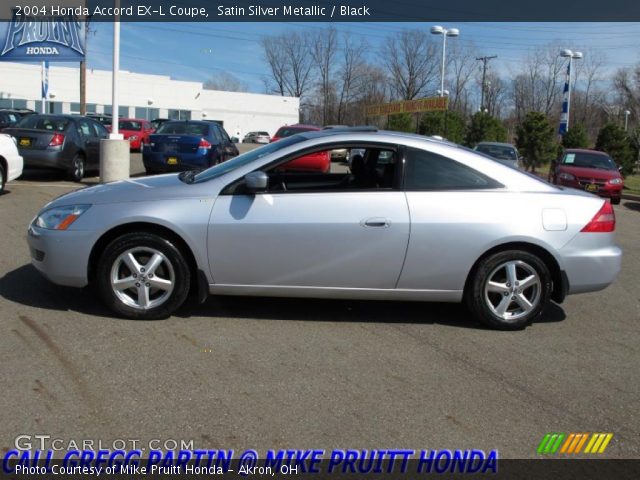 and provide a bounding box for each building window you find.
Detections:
[118,106,129,118]
[135,107,159,120]
[86,104,97,113]
[70,103,81,113]
[168,109,191,120]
